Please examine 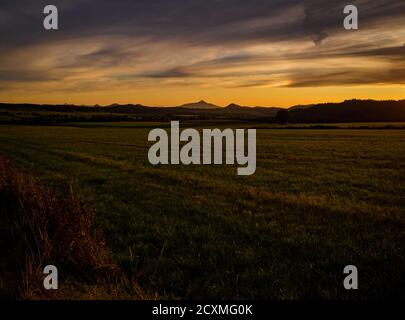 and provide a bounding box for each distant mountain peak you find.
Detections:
[178,100,220,109]
[226,103,243,109]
